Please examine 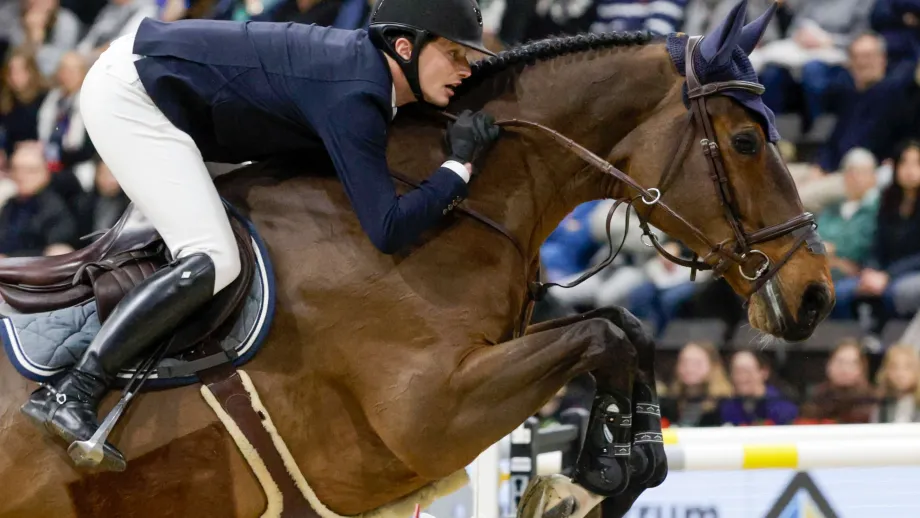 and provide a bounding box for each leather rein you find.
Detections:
[390,35,819,335]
